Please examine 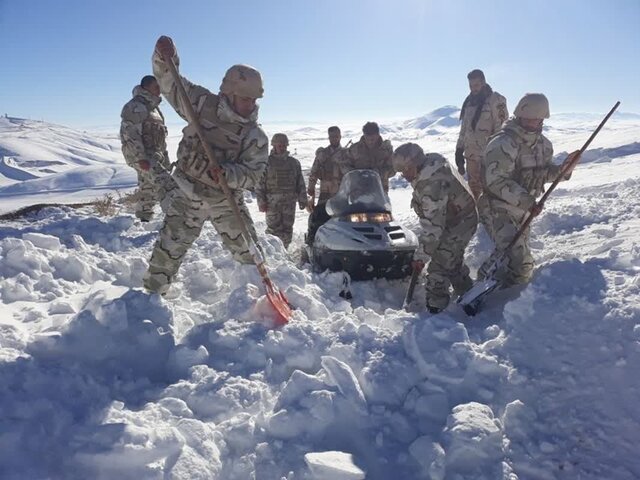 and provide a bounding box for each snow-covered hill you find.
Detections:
[2,107,639,214]
[0,109,639,479]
